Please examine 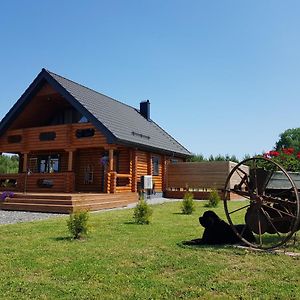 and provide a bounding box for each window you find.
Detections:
[38,155,60,173]
[152,156,160,176]
[76,128,95,138]
[7,135,22,143]
[39,132,56,141]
